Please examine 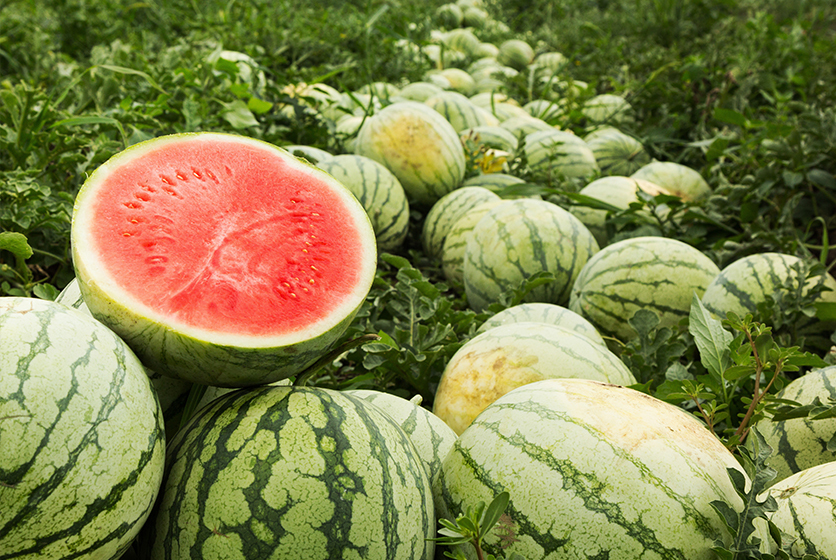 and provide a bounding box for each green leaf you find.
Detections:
[723,364,757,381]
[689,294,733,378]
[248,97,273,114]
[0,231,33,264]
[222,99,259,128]
[479,491,510,538]
[713,108,748,127]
